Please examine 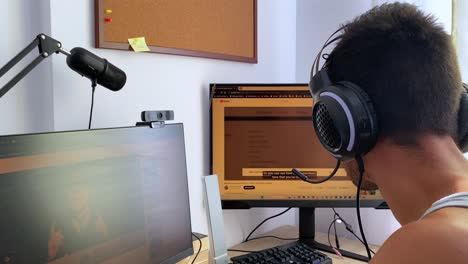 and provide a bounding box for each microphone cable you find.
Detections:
[88,79,97,130]
[292,159,341,184]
